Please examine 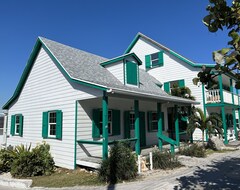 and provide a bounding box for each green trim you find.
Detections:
[157,103,163,151]
[102,91,108,160]
[124,33,215,68]
[77,140,103,145]
[74,100,78,169]
[3,38,107,109]
[108,138,137,144]
[126,61,138,86]
[158,134,177,146]
[100,53,142,66]
[221,106,228,144]
[219,75,224,103]
[123,59,126,85]
[174,105,180,146]
[134,100,140,155]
